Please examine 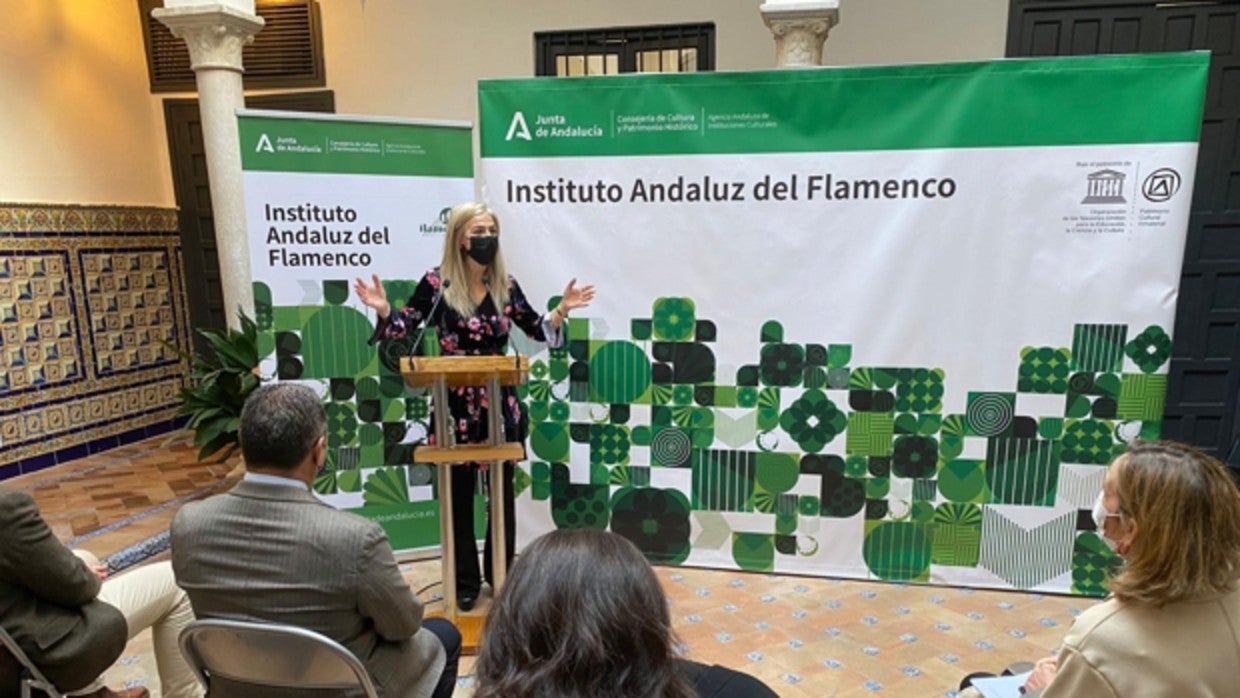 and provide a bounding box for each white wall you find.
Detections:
[0,1,1008,207]
[0,1,178,206]
[318,0,1010,123]
[825,1,1008,66]
[317,1,773,124]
